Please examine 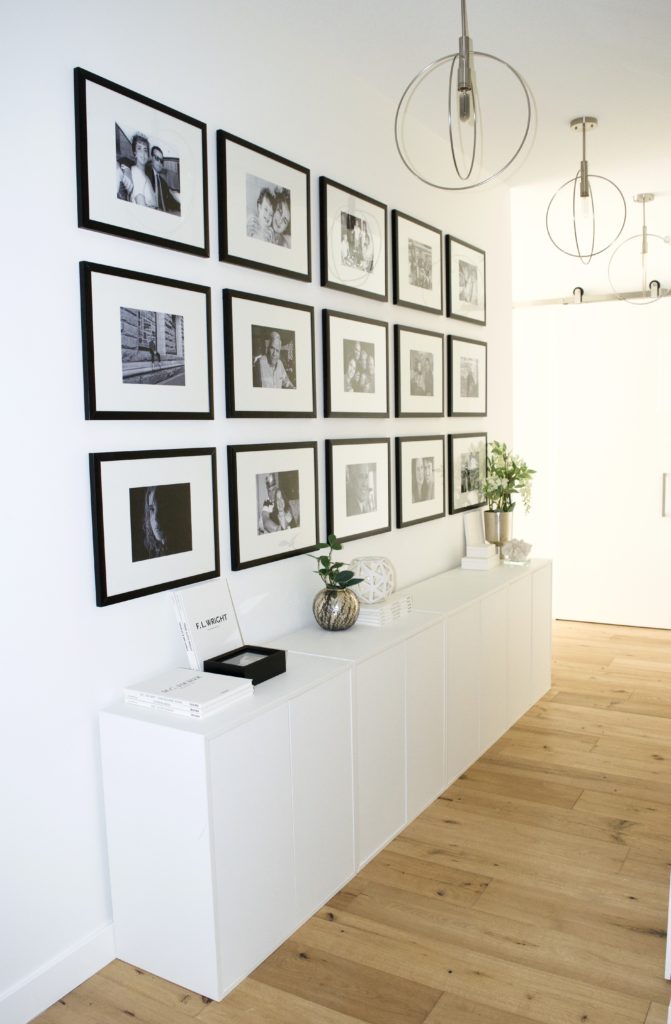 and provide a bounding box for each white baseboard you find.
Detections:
[0,924,114,1024]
